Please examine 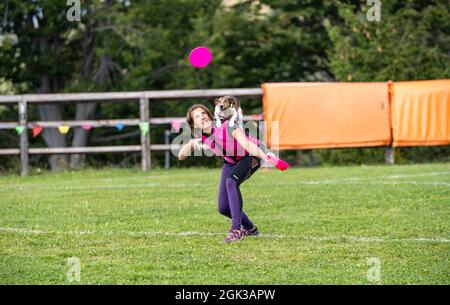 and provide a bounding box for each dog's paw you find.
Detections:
[228,120,235,127]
